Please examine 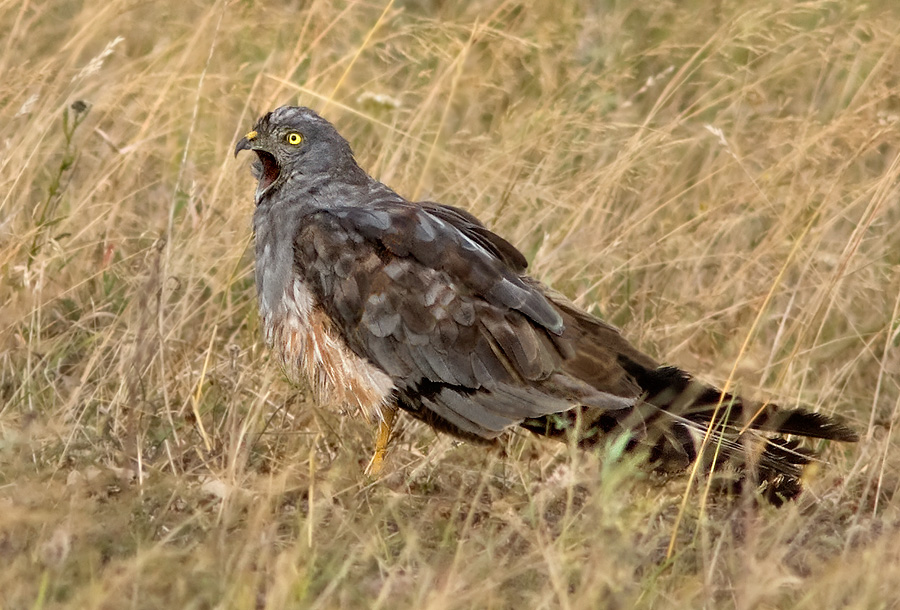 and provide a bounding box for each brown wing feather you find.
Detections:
[293,205,638,439]
[538,285,659,398]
